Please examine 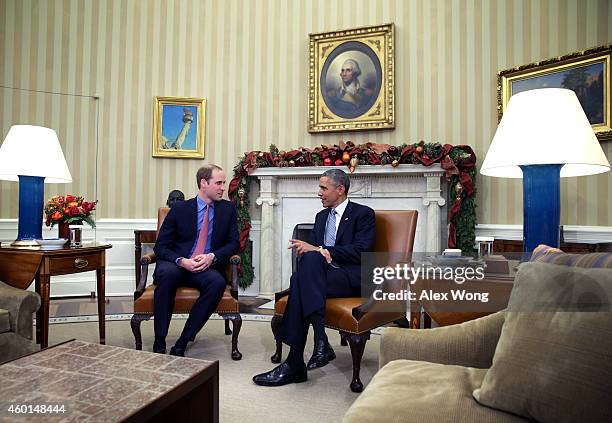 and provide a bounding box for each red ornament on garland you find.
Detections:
[334,159,344,166]
[323,158,333,166]
[415,146,424,154]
